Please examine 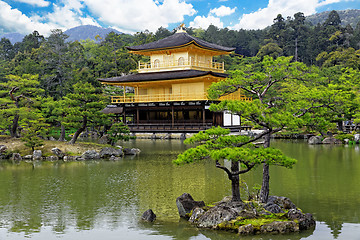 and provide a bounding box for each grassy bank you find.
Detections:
[0,136,112,157]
